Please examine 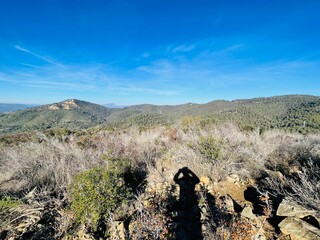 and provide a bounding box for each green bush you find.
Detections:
[197,136,221,163]
[68,159,130,232]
